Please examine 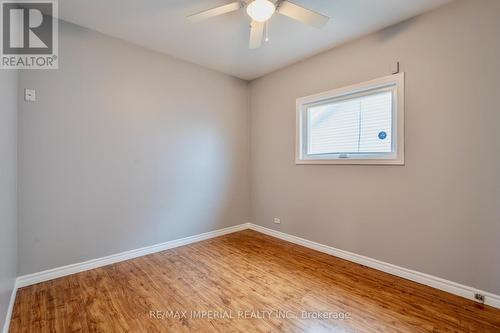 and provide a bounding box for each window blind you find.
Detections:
[307,91,393,155]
